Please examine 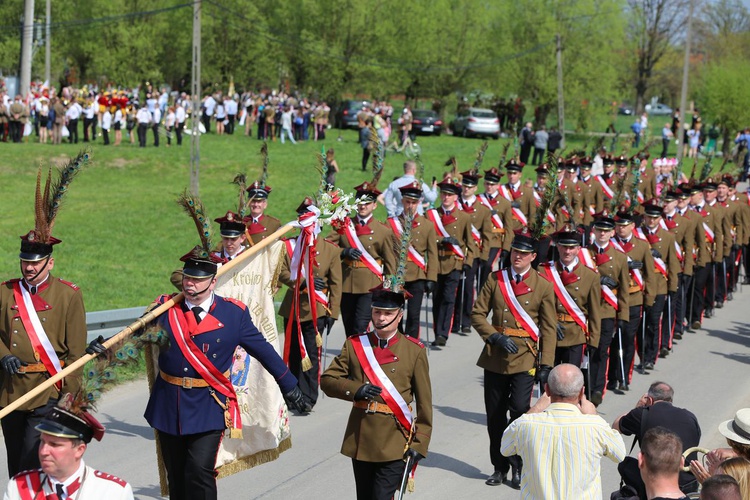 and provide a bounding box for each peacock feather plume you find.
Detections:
[472,141,489,174]
[445,156,460,182]
[232,173,248,218]
[315,146,329,200]
[529,152,559,240]
[591,136,606,157]
[259,142,269,188]
[498,142,511,169]
[609,132,620,153]
[384,209,415,294]
[626,162,642,213]
[369,126,385,189]
[699,153,715,182]
[177,190,214,260]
